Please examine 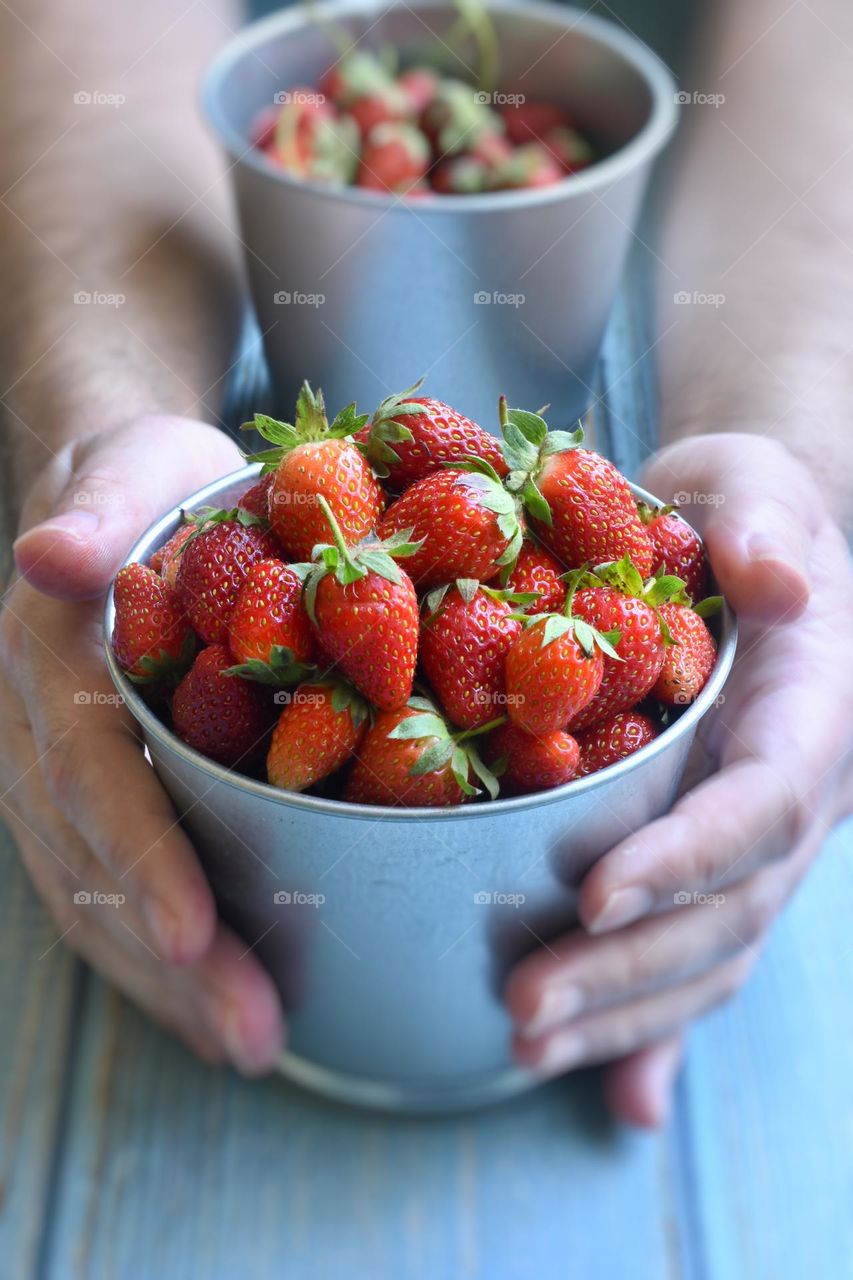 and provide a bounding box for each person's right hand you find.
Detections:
[2,416,285,1072]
